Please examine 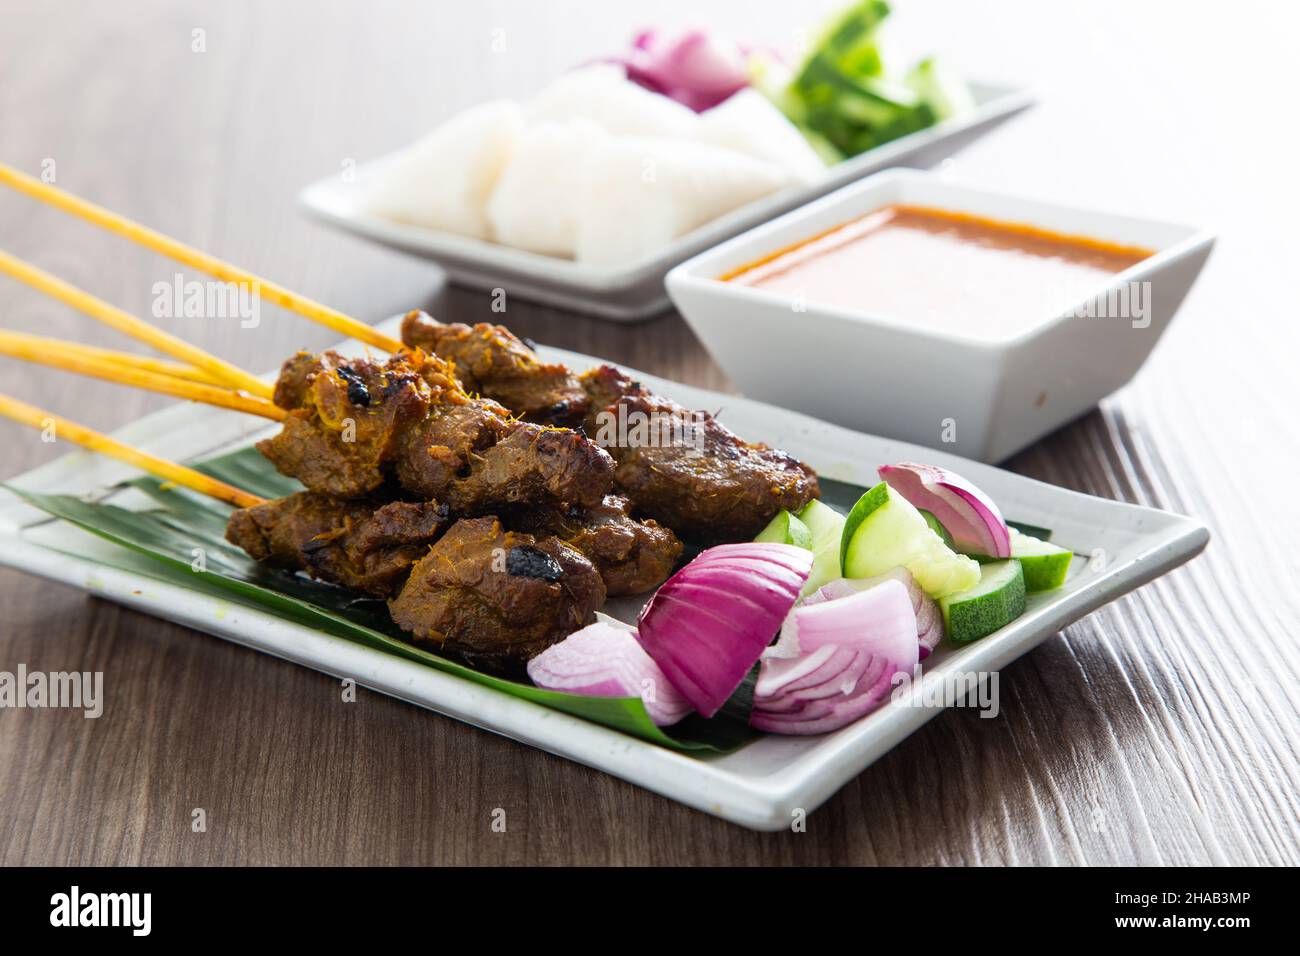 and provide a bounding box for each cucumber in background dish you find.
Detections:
[795,499,846,595]
[940,559,1026,644]
[763,0,972,159]
[839,483,980,599]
